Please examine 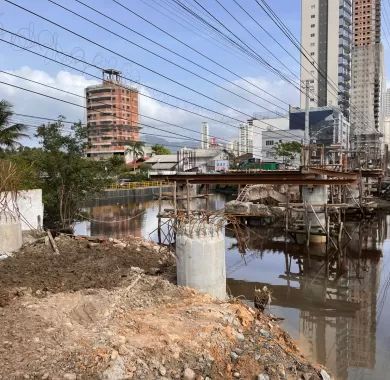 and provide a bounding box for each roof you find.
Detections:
[146,155,178,164]
[151,162,178,170]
